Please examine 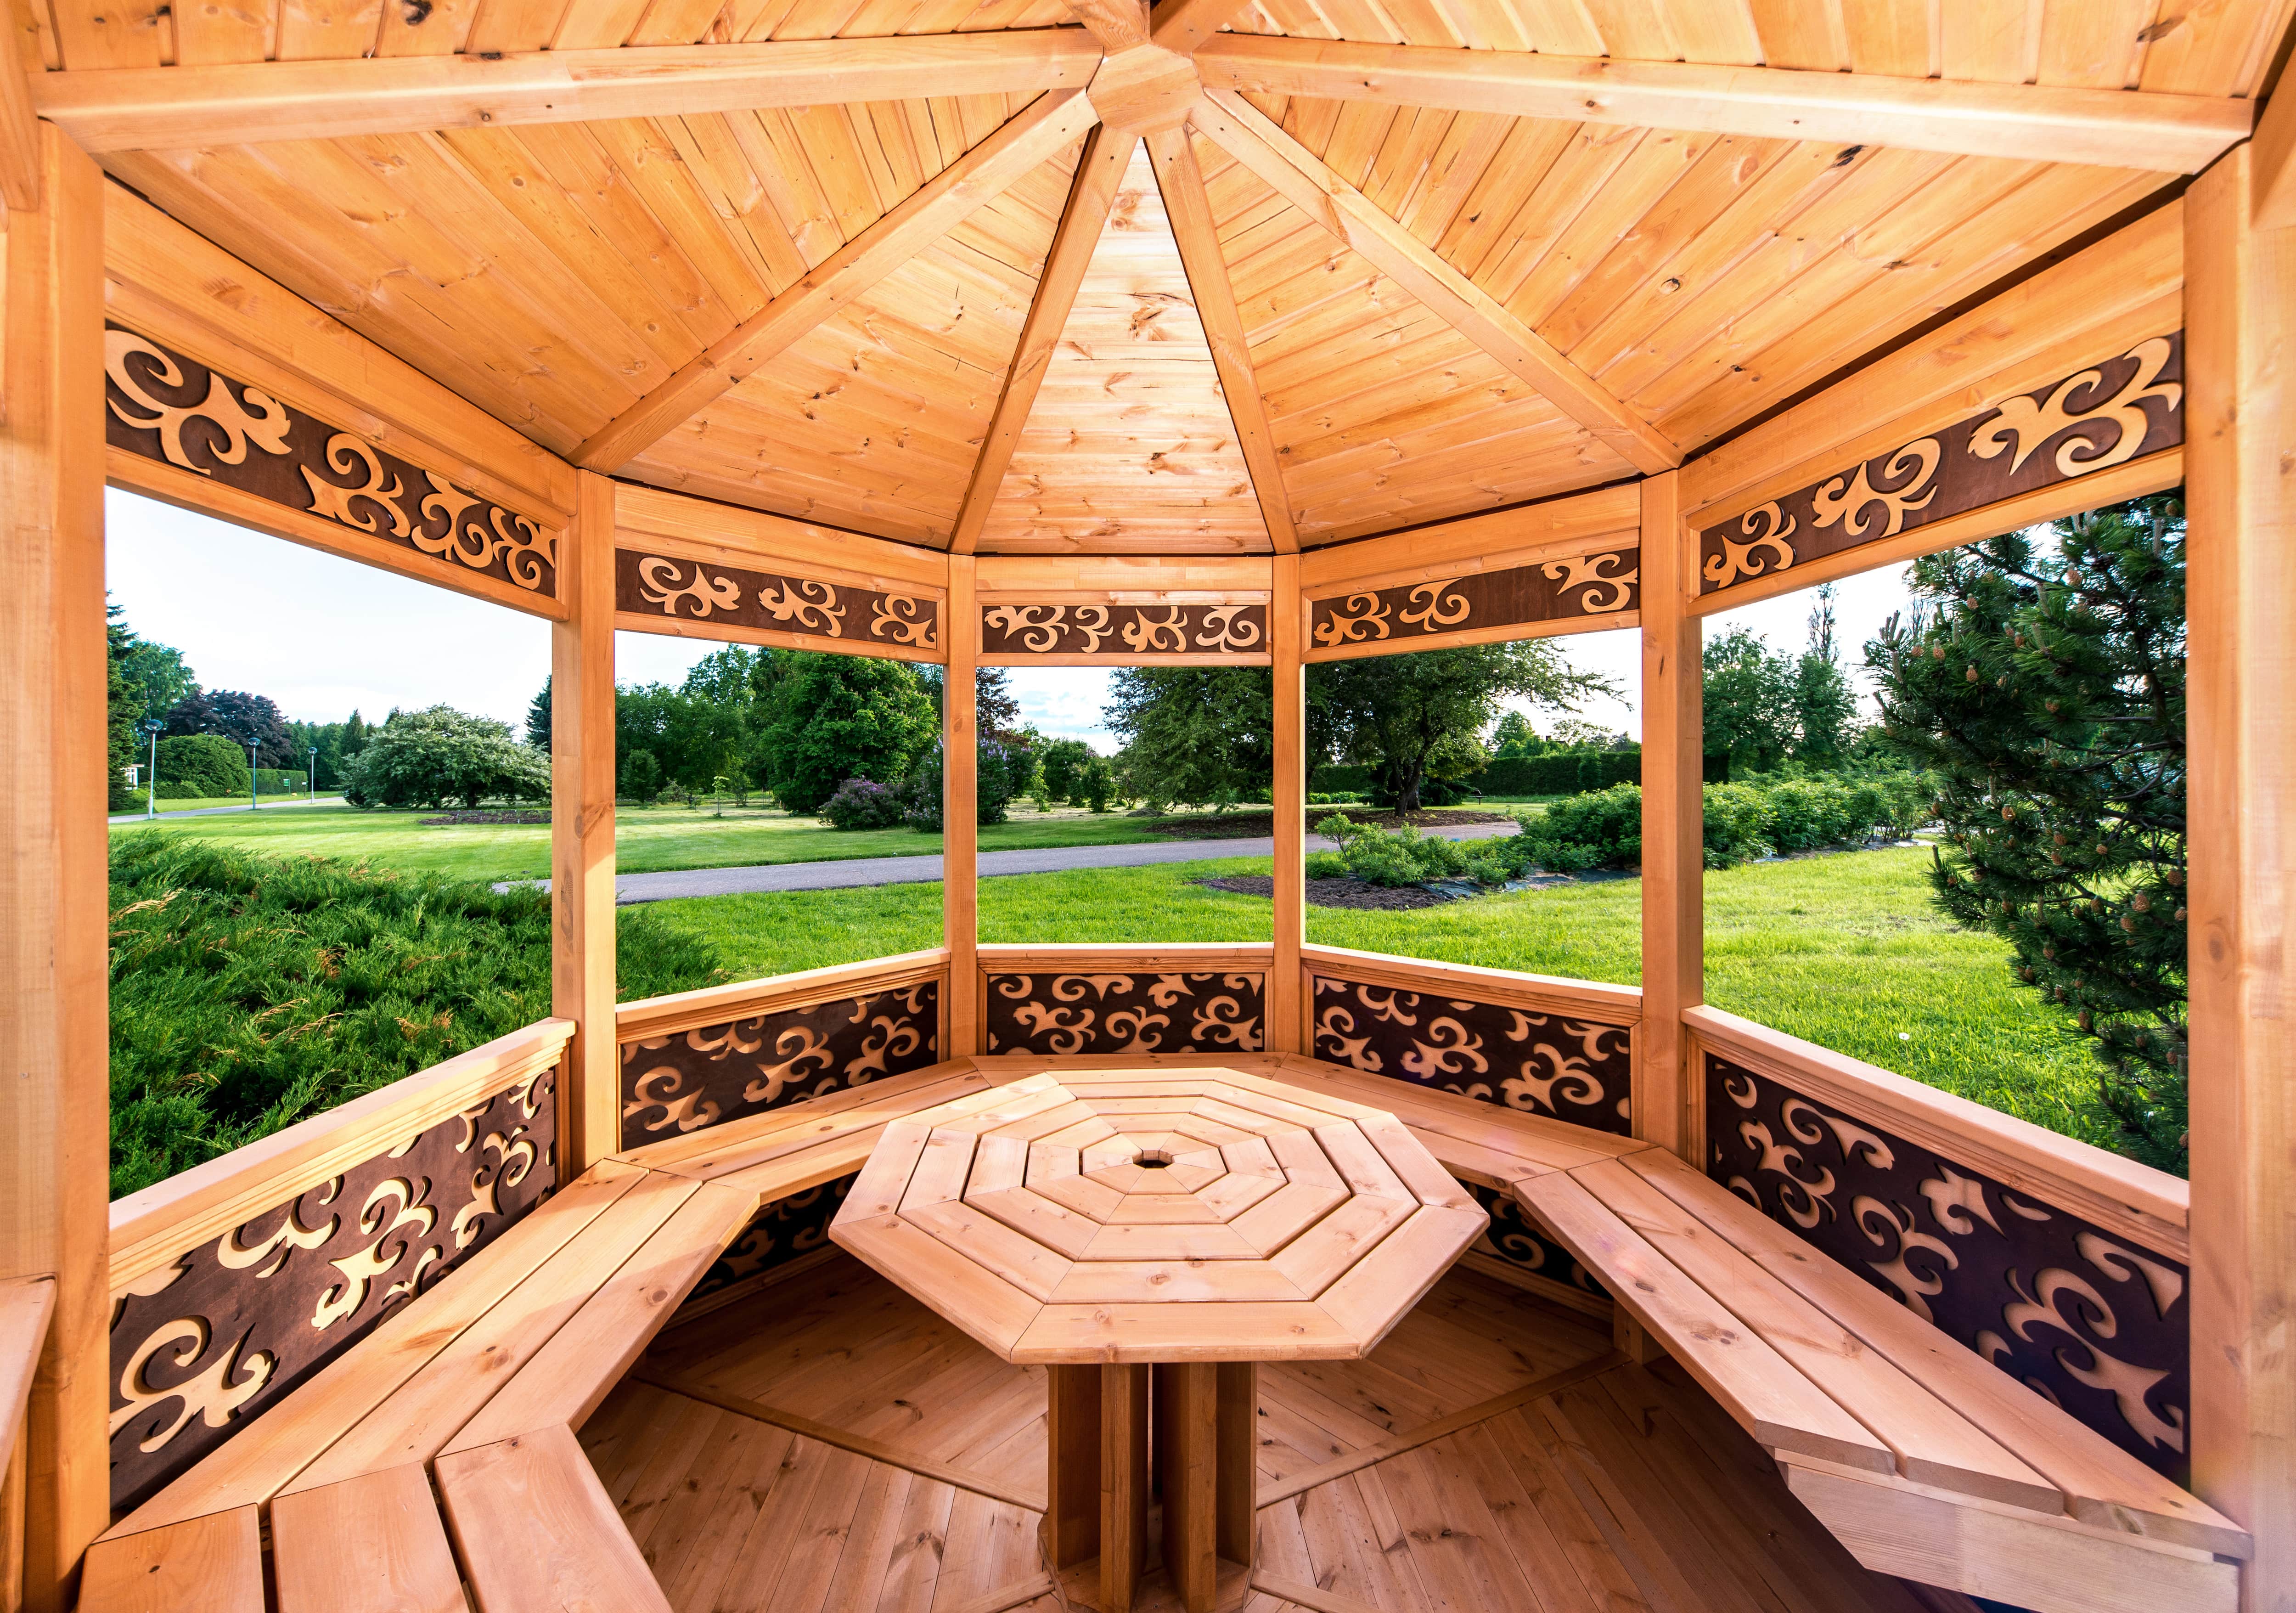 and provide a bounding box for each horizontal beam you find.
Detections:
[1190,89,1679,474]
[30,31,1103,152]
[1197,35,2252,174]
